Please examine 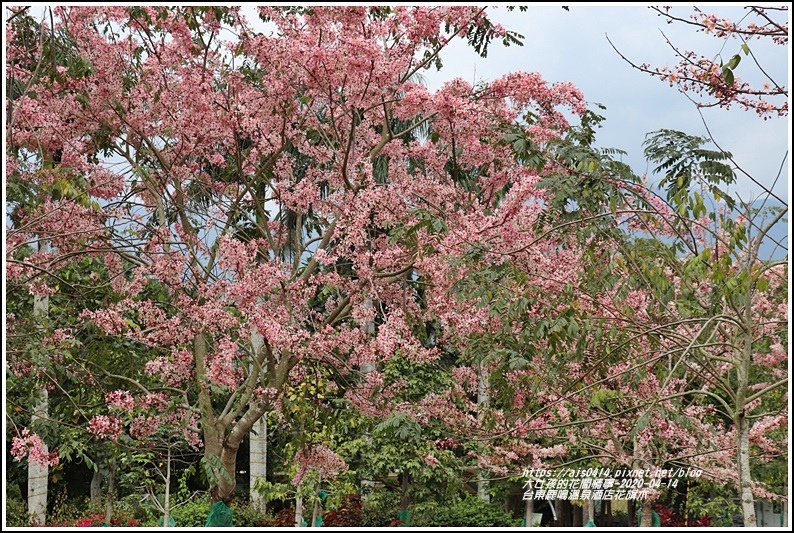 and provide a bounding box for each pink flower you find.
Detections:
[11,428,60,467]
[424,454,440,467]
[292,444,349,486]
[88,415,124,440]
[106,390,135,413]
